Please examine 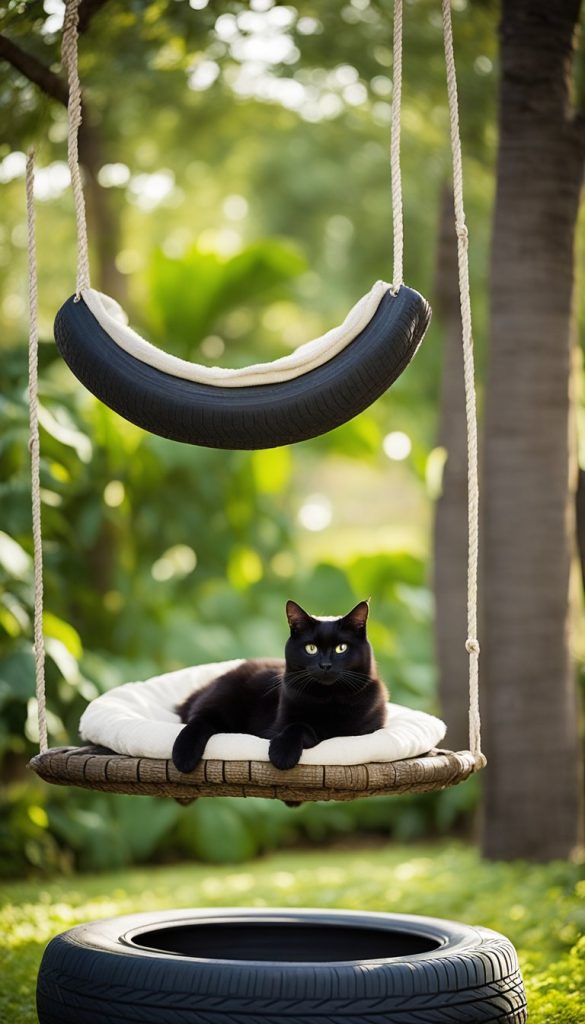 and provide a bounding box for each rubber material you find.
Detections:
[54,287,431,448]
[37,908,527,1023]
